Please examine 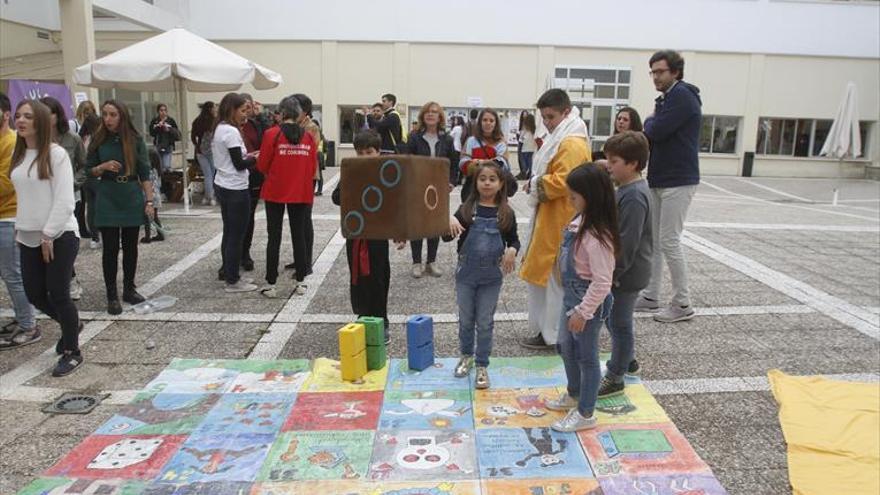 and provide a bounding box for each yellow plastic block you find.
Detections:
[340,350,367,382]
[338,323,365,358]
